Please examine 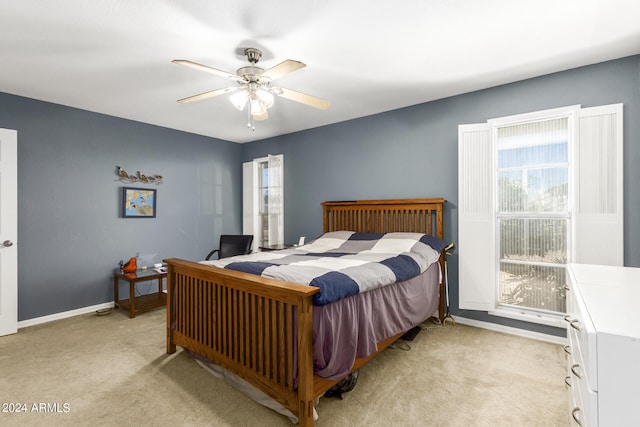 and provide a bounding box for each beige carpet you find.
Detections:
[0,307,568,426]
